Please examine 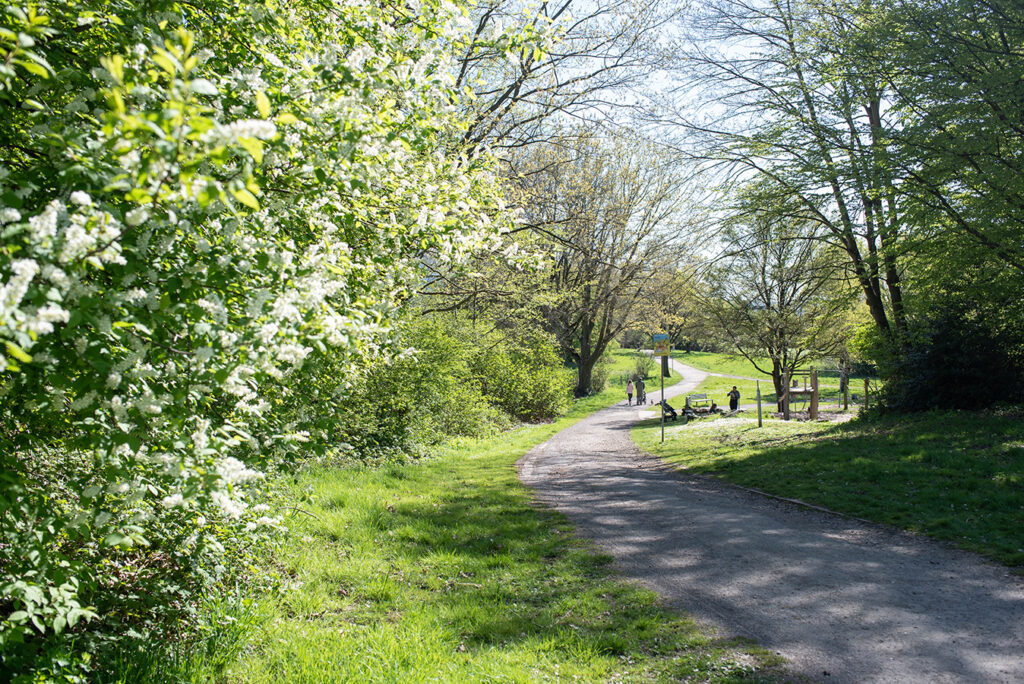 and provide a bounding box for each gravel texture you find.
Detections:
[518,361,1024,683]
